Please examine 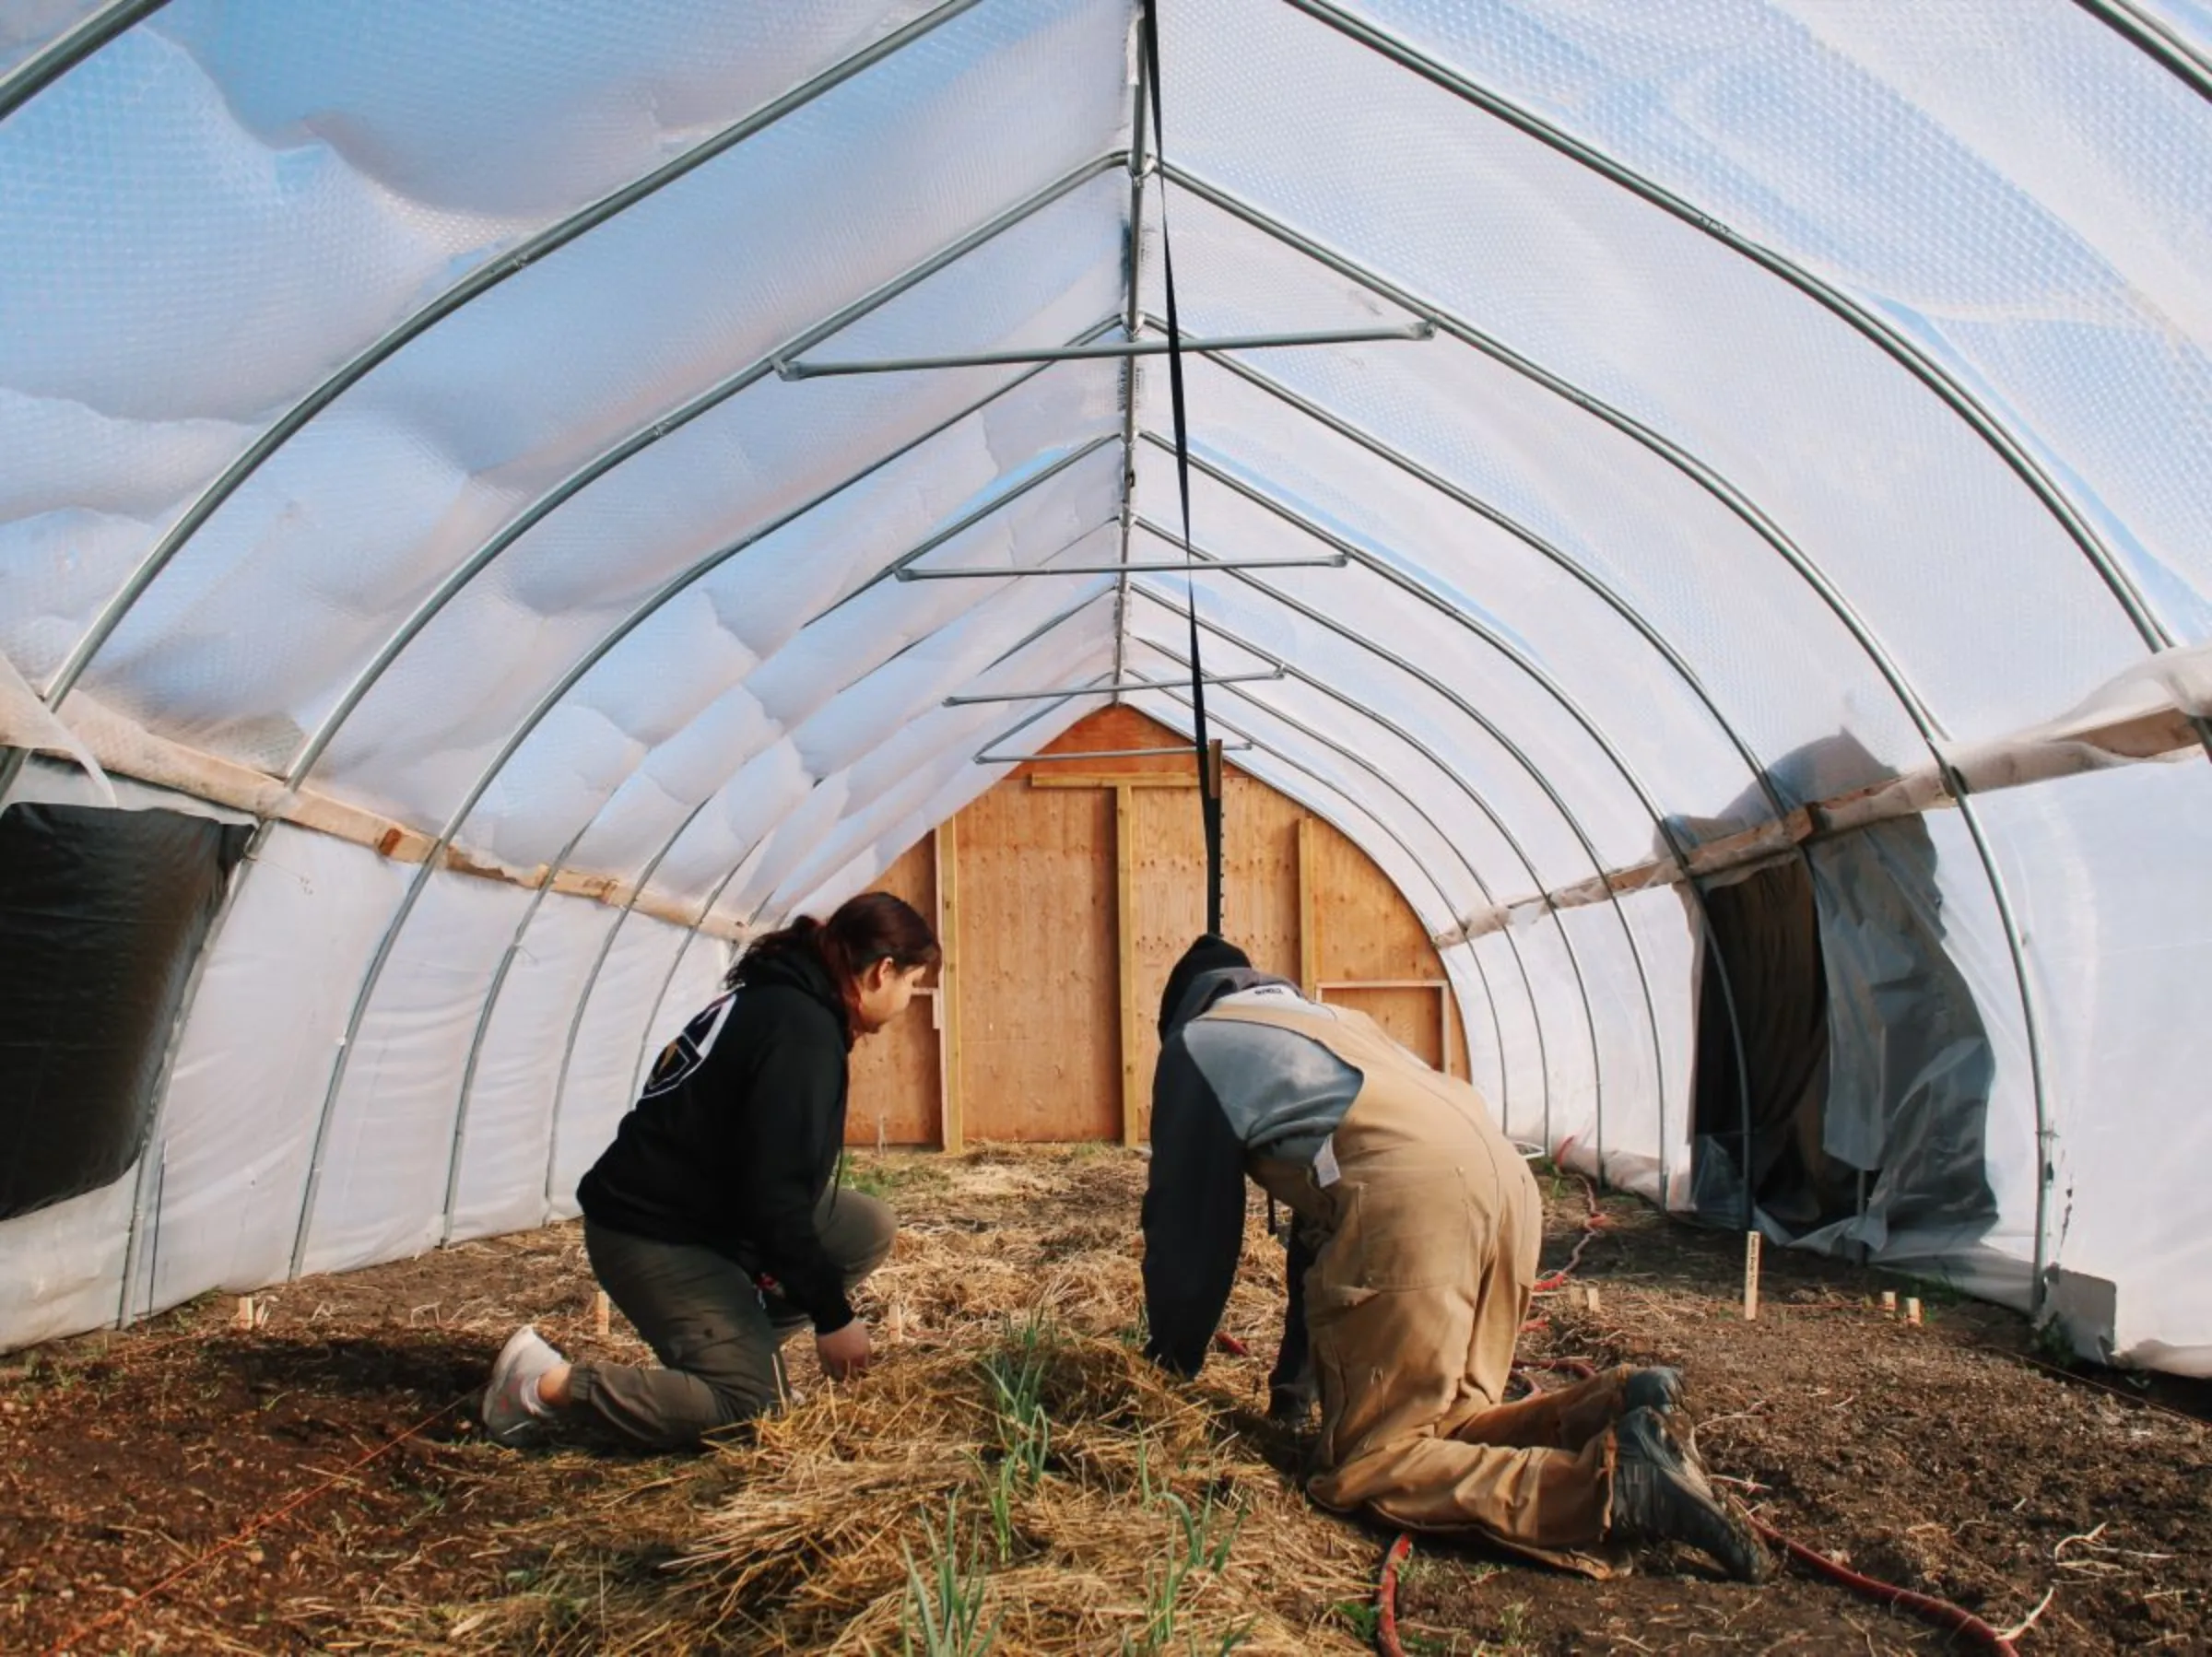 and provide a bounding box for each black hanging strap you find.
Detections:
[1137,0,1224,935]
